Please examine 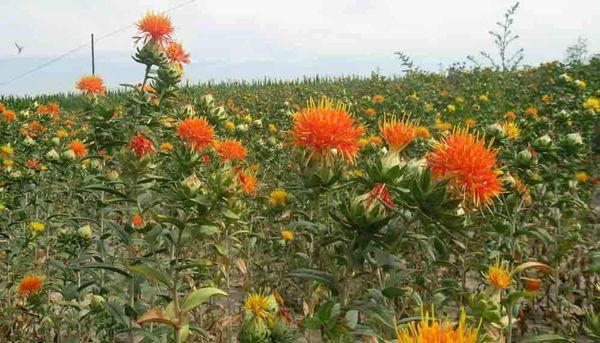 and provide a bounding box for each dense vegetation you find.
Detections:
[0,11,599,343]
